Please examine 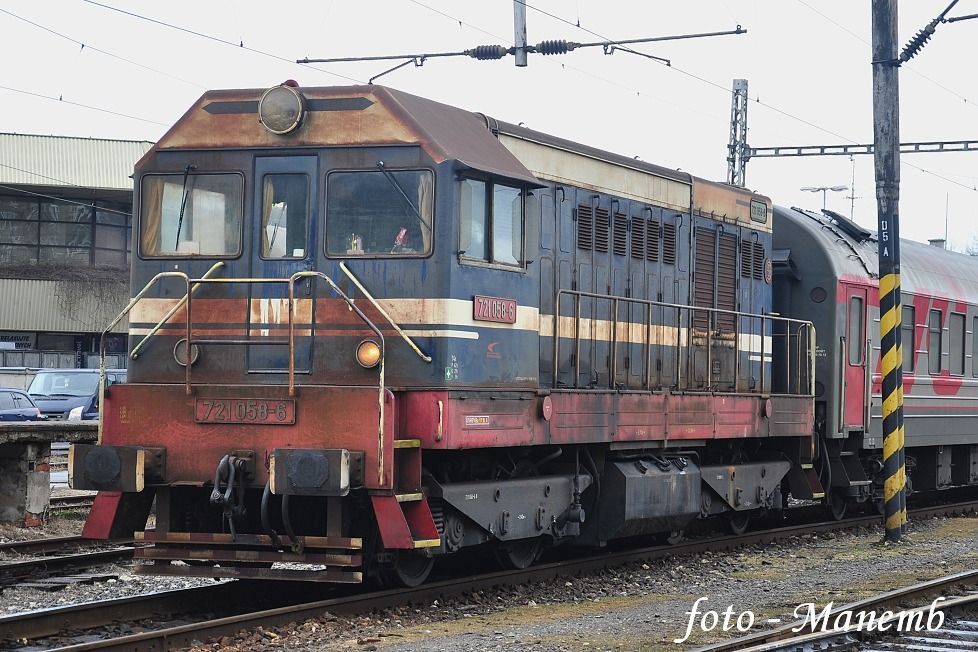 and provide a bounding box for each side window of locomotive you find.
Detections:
[848,296,864,365]
[459,178,525,268]
[261,174,308,259]
[459,179,487,260]
[140,174,243,257]
[928,309,943,374]
[902,305,915,372]
[950,312,965,376]
[325,170,433,257]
